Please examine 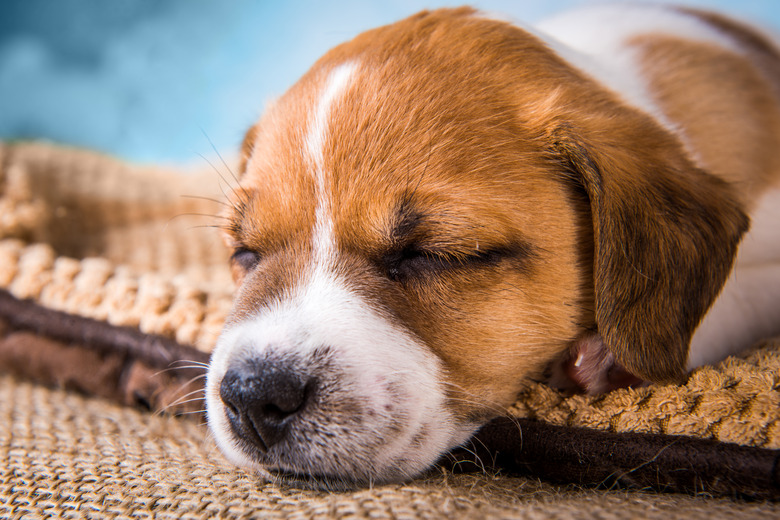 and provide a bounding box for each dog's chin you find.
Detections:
[206,387,479,487]
[206,410,479,491]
